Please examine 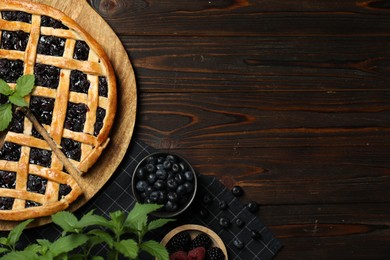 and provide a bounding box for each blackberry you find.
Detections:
[73,40,90,61]
[166,231,191,254]
[205,247,225,260]
[191,233,212,249]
